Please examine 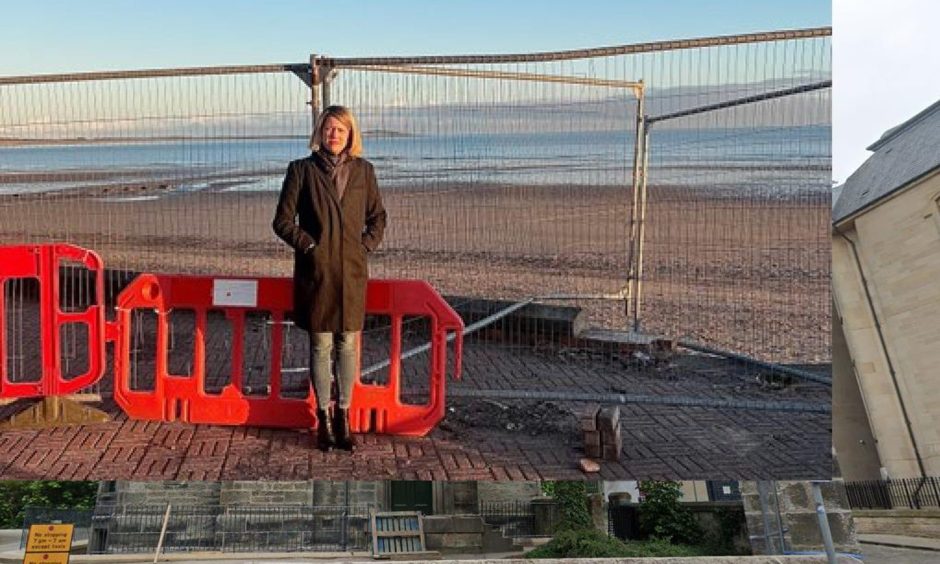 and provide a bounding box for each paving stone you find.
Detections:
[0,309,831,480]
[579,458,601,473]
